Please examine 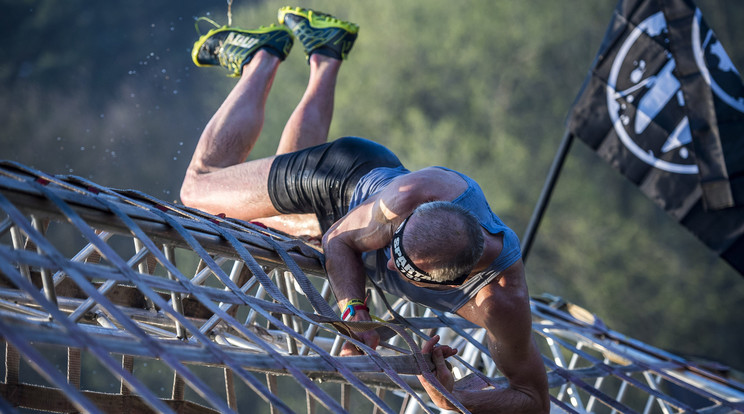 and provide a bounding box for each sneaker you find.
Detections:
[277,6,359,61]
[192,22,293,77]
